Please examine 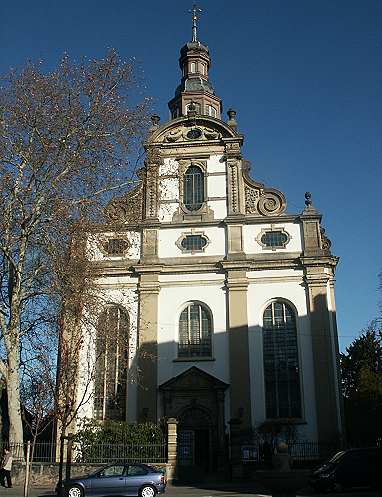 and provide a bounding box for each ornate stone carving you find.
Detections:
[105,183,143,223]
[320,227,332,253]
[164,125,222,143]
[257,190,285,216]
[243,161,286,217]
[228,159,239,214]
[244,185,260,214]
[225,141,241,158]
